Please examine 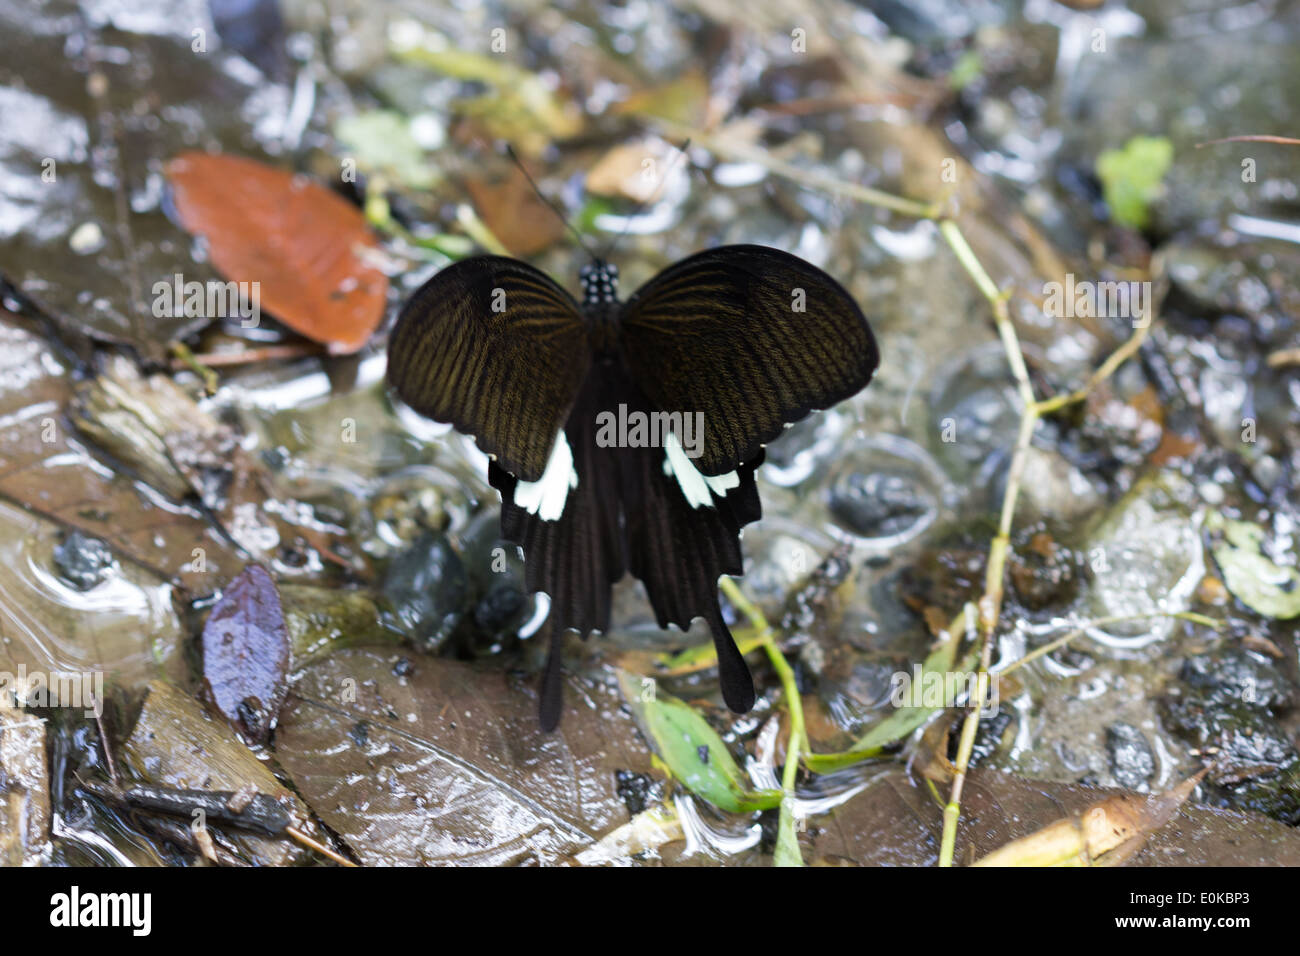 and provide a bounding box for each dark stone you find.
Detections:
[1106,723,1156,788]
[52,530,114,591]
